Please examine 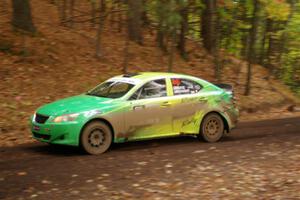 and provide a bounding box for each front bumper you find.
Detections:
[30,120,82,146]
